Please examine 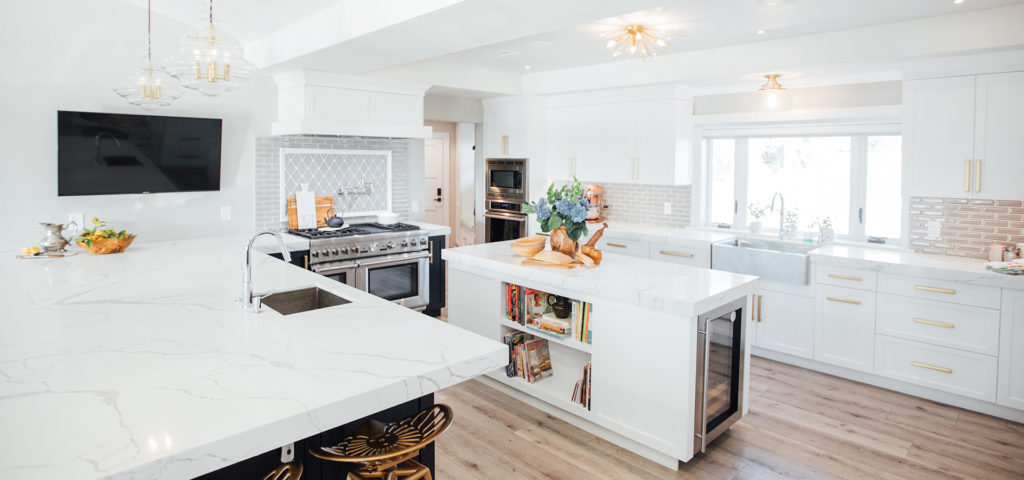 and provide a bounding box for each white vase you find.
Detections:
[749,221,762,234]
